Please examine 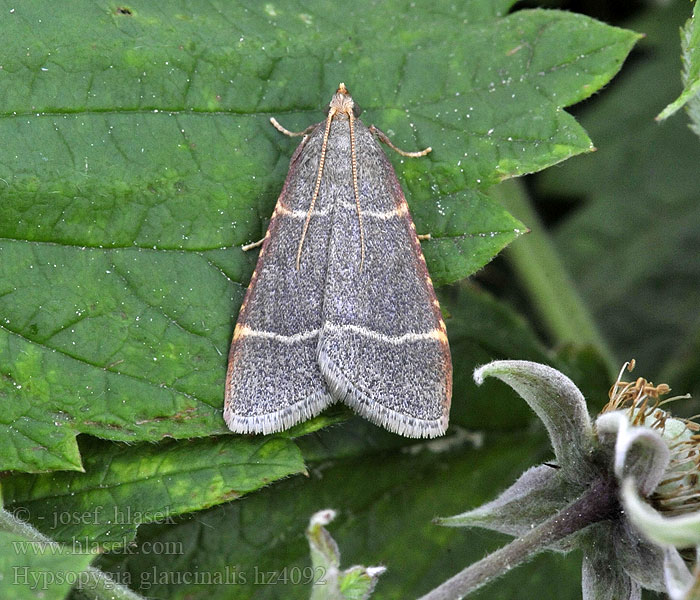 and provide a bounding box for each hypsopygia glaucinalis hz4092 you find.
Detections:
[224,83,452,438]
